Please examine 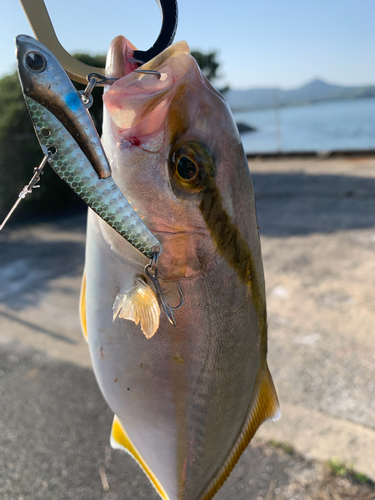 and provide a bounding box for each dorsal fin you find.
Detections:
[79,271,88,342]
[111,415,170,500]
[200,363,280,500]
